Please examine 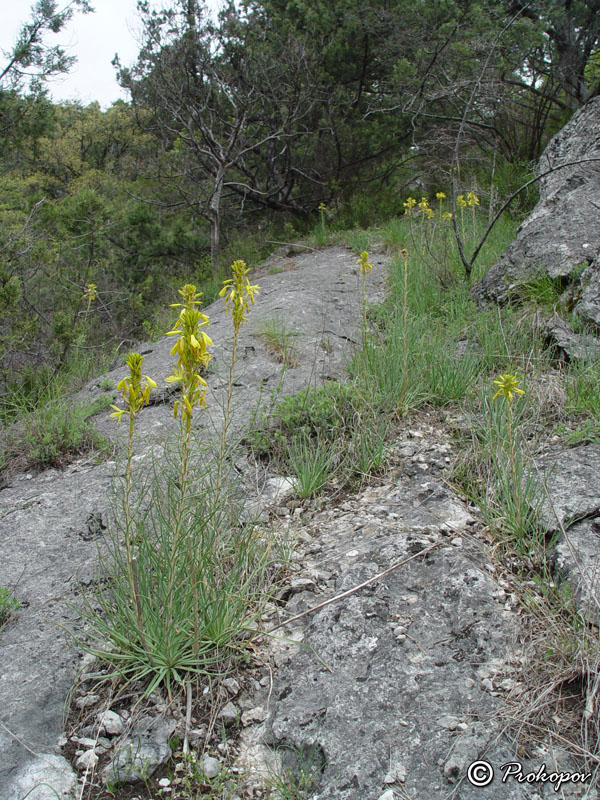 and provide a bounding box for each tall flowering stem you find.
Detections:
[492,373,525,534]
[467,191,480,234]
[217,260,259,491]
[110,352,156,657]
[356,250,373,343]
[164,284,213,649]
[398,248,410,414]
